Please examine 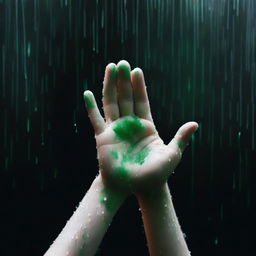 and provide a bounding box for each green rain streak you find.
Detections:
[0,0,255,235]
